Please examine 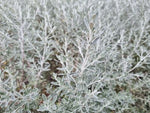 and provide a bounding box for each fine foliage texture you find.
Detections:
[0,0,150,113]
